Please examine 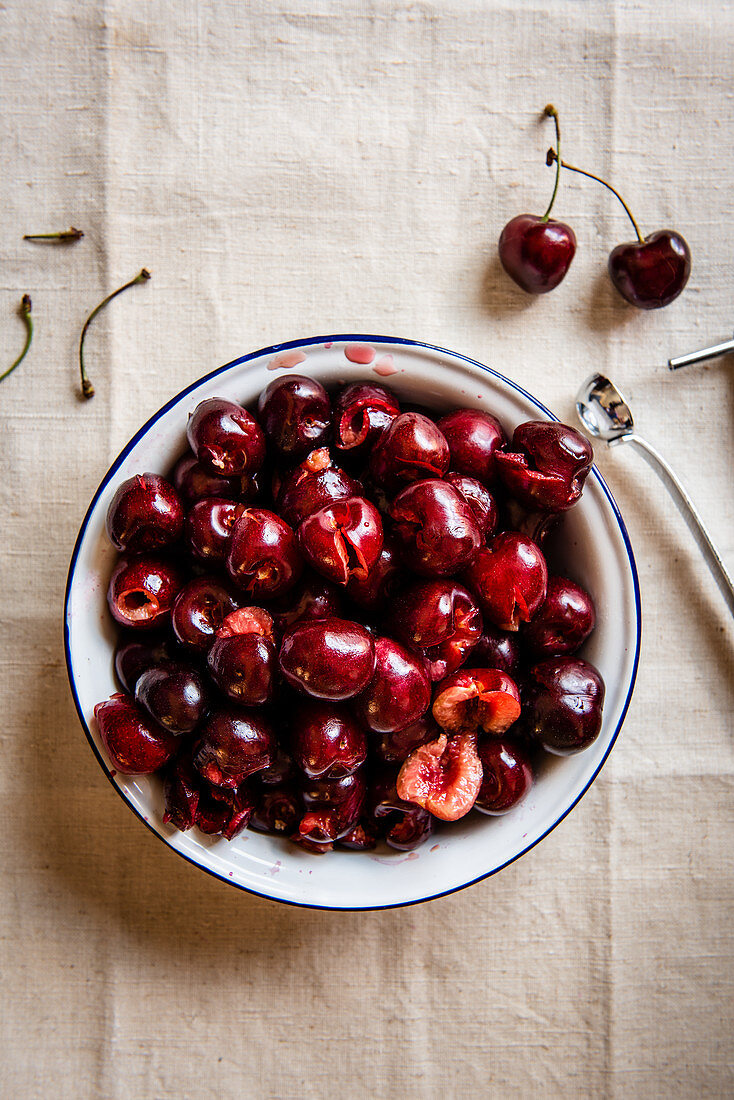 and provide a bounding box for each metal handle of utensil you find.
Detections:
[668,335,734,371]
[609,432,734,616]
